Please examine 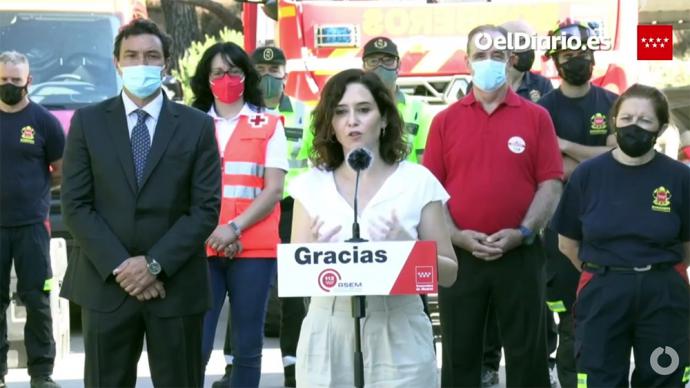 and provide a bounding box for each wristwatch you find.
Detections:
[518,225,536,245]
[145,255,162,276]
[228,220,242,237]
